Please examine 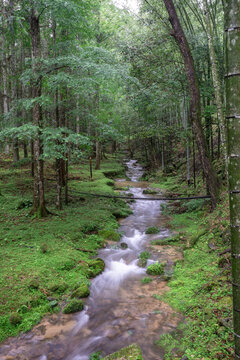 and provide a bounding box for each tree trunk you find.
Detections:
[225,1,240,357]
[204,0,226,159]
[163,0,219,208]
[30,9,48,217]
[23,143,28,158]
